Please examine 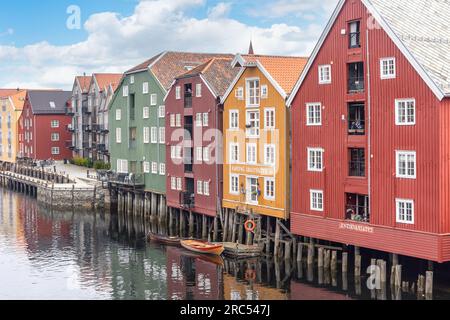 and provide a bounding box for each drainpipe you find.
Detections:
[366,29,372,219]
